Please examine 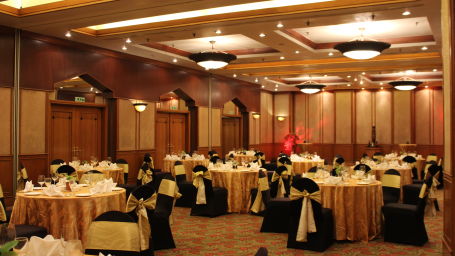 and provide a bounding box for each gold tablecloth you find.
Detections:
[231,155,256,163]
[292,160,324,174]
[76,167,124,184]
[319,179,383,241]
[10,188,126,246]
[210,168,259,213]
[163,159,210,181]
